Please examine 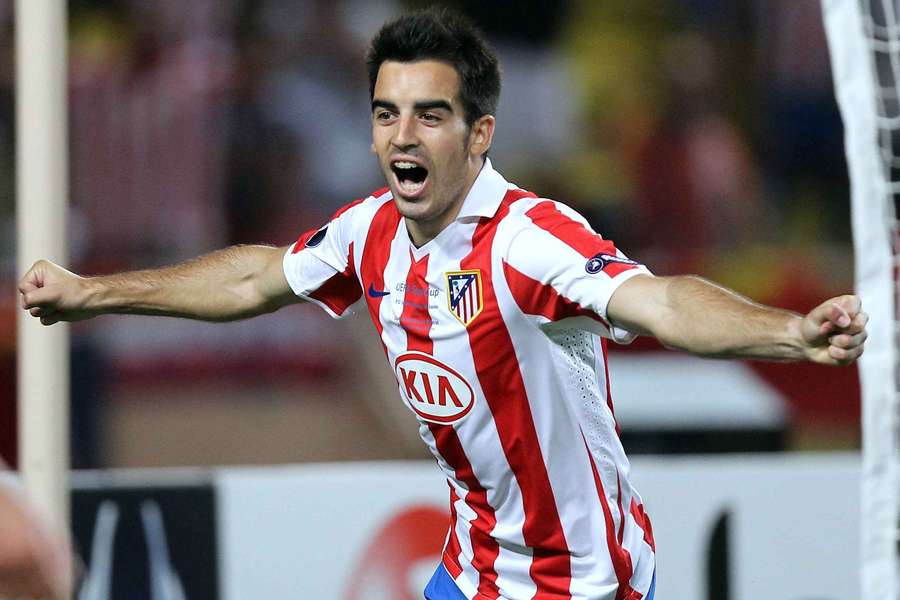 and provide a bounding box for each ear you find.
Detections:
[370,142,376,154]
[468,114,495,157]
